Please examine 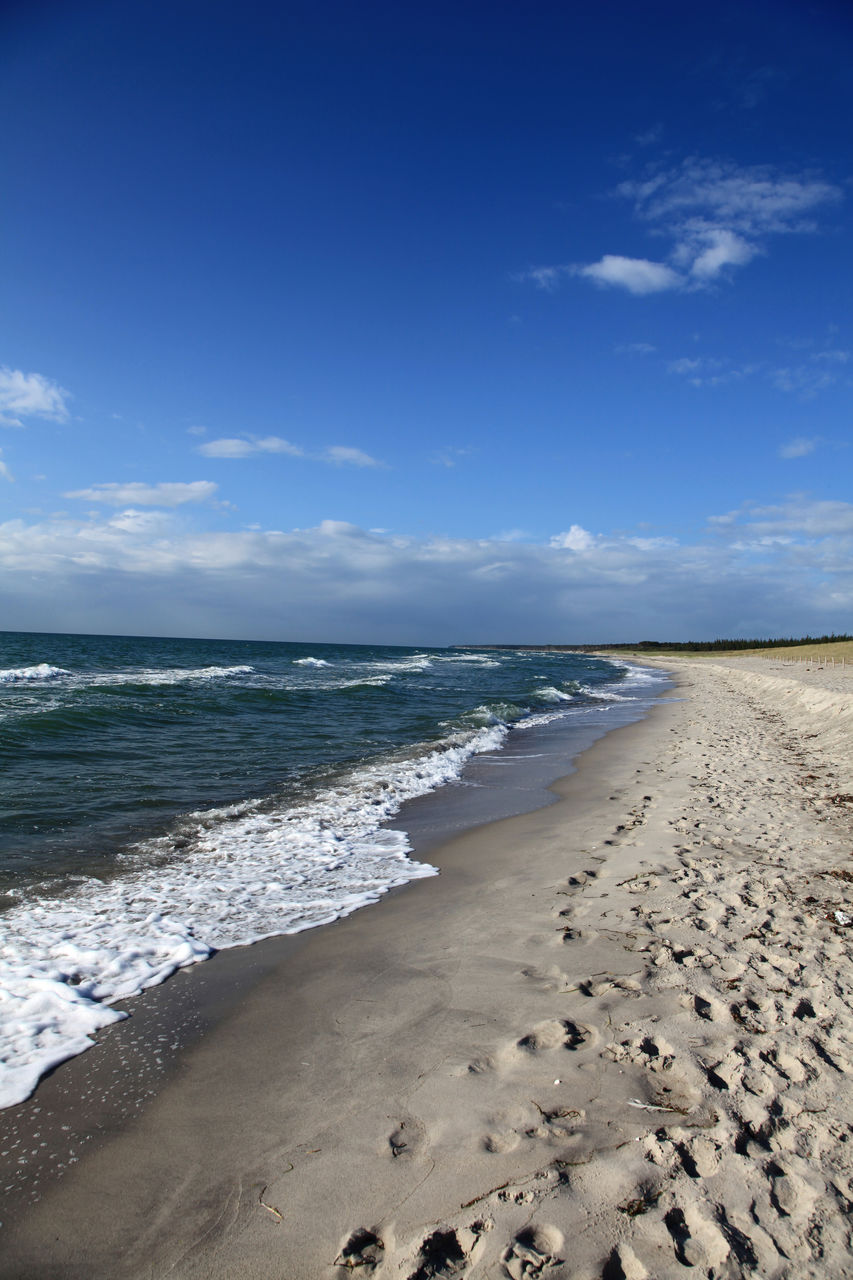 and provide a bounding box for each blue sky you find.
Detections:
[1,0,851,643]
